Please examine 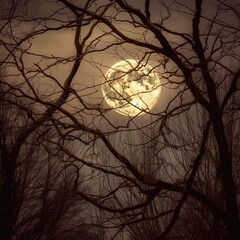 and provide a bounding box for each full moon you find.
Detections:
[102,59,161,116]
